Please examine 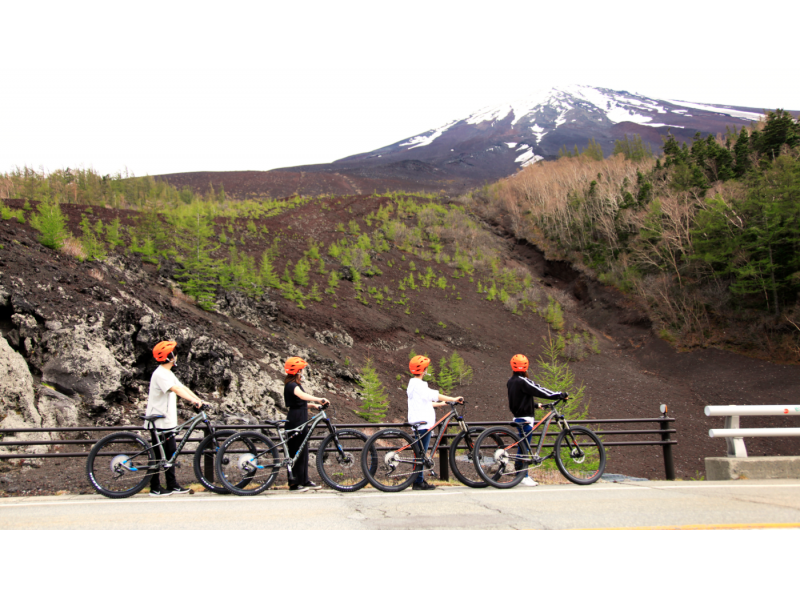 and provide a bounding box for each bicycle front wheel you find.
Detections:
[215,431,280,496]
[361,429,420,492]
[86,432,156,499]
[449,428,488,488]
[473,427,527,489]
[554,426,606,485]
[316,429,375,492]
